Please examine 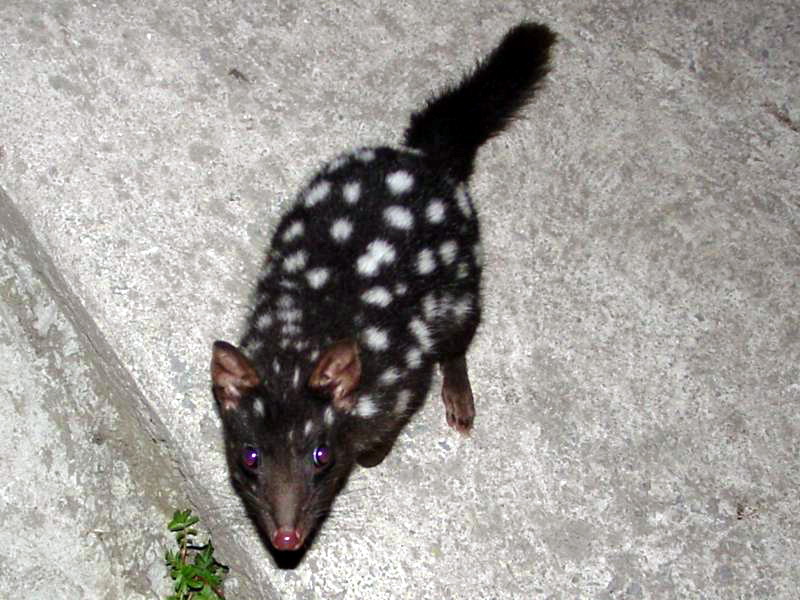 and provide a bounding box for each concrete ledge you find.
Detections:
[0,189,269,598]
